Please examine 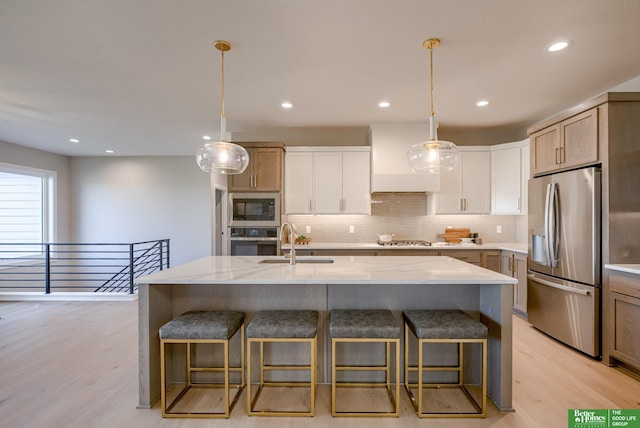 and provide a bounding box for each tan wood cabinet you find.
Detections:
[228,145,283,191]
[530,107,598,176]
[482,250,502,272]
[603,269,640,372]
[501,251,527,316]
